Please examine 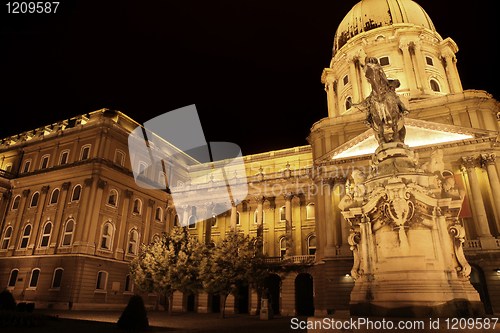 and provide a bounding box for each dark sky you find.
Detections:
[1,0,498,157]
